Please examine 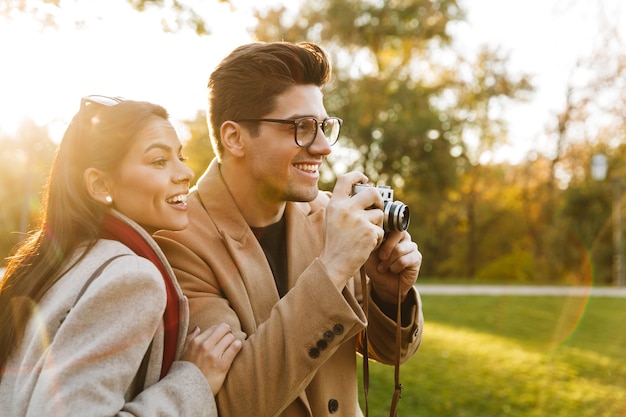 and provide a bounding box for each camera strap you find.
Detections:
[360,266,403,417]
